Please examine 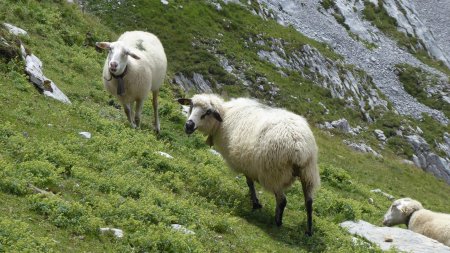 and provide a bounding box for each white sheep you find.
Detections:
[178,94,320,236]
[383,198,450,246]
[96,31,167,133]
